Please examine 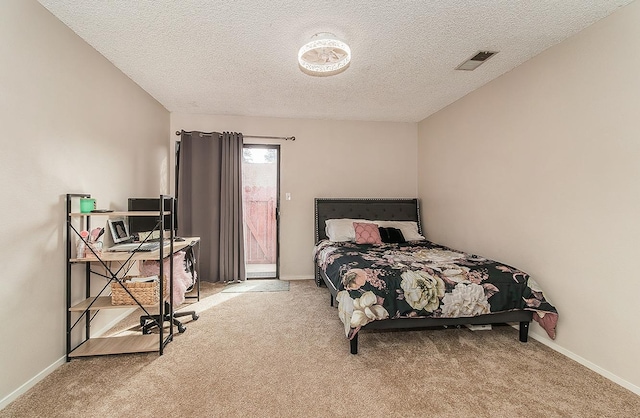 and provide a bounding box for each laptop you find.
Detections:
[106,219,161,252]
[107,241,161,252]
